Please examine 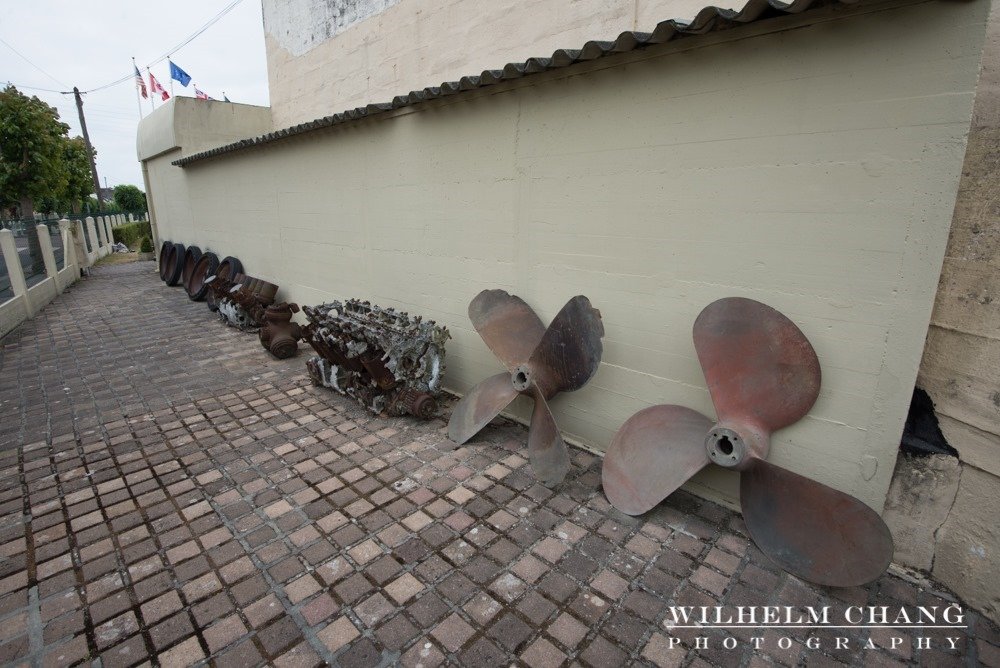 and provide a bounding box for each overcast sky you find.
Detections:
[2,0,269,192]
